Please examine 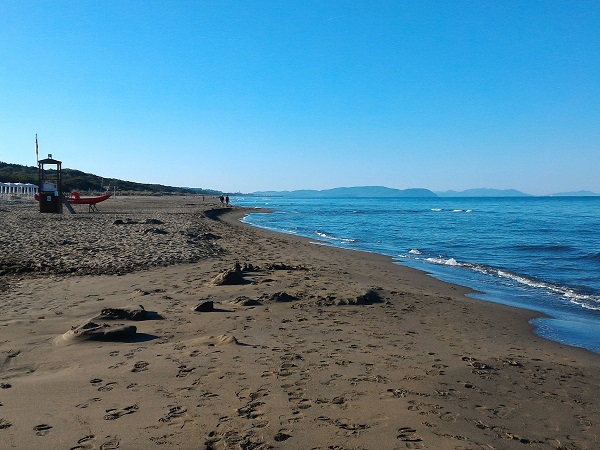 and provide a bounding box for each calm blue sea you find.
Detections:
[233,196,600,355]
